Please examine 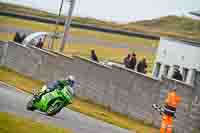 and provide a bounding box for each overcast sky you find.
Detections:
[1,0,200,23]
